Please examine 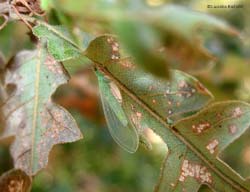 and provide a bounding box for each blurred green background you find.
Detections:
[0,0,249,191]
